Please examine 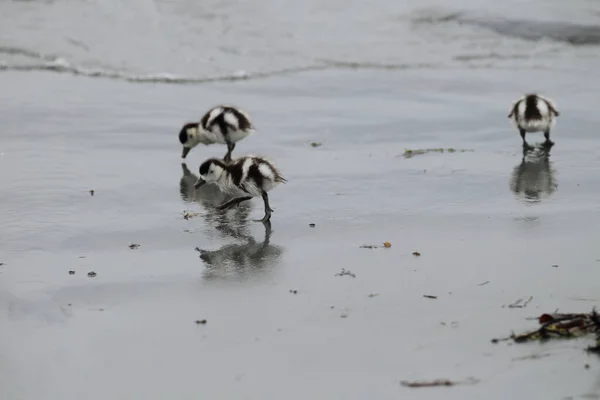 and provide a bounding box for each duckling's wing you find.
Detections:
[201,106,226,130]
[538,95,560,116]
[508,97,524,118]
